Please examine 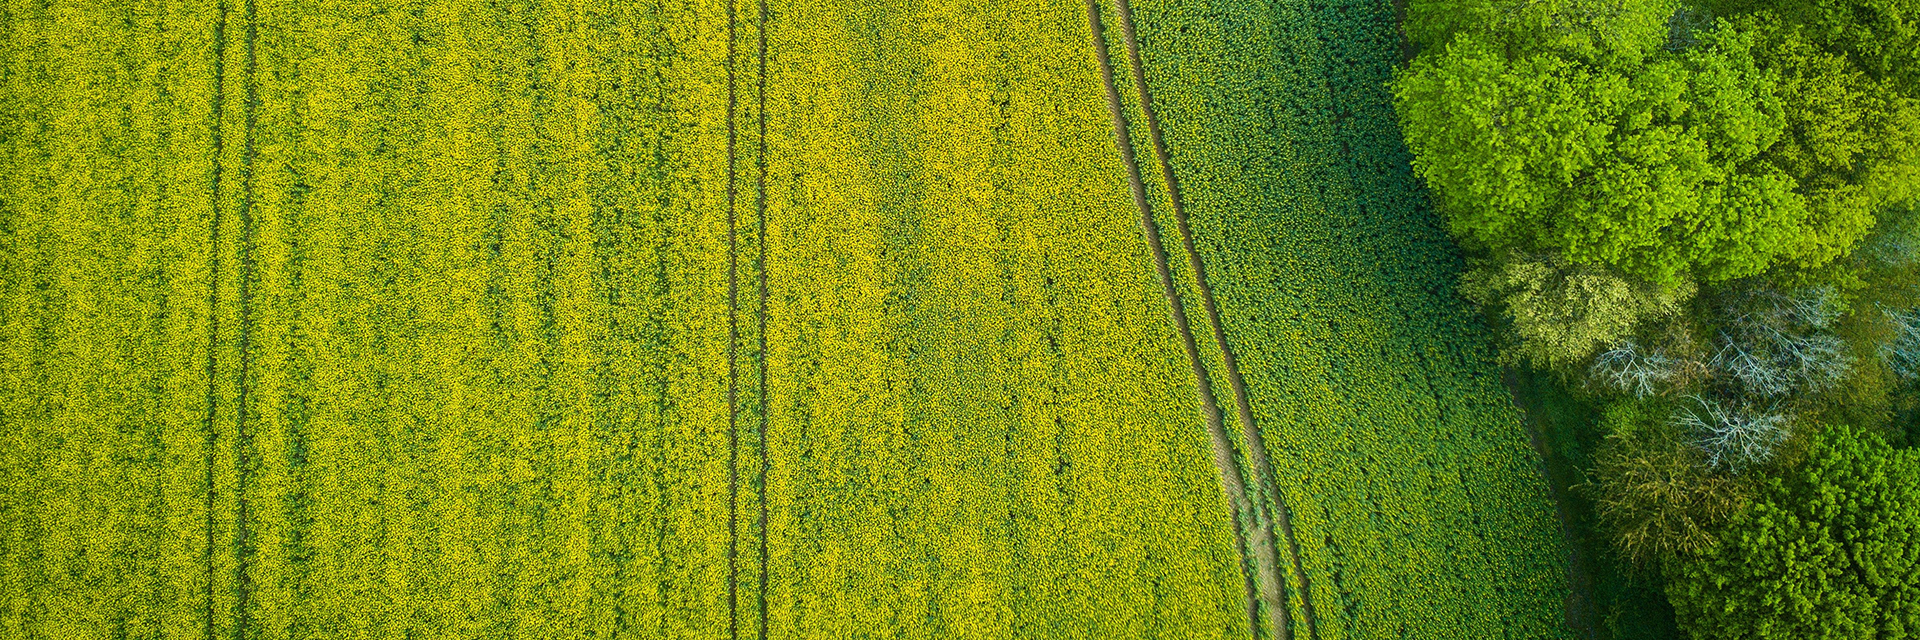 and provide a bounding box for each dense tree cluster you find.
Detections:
[1395,0,1920,634]
[1400,0,1919,295]
[1667,426,1920,639]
